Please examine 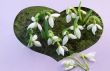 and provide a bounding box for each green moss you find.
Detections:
[14,6,103,61]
